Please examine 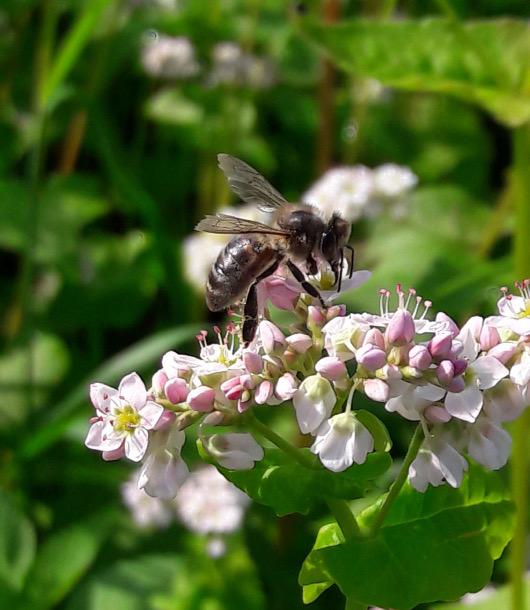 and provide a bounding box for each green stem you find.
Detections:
[510,121,530,610]
[244,410,362,539]
[370,423,423,534]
